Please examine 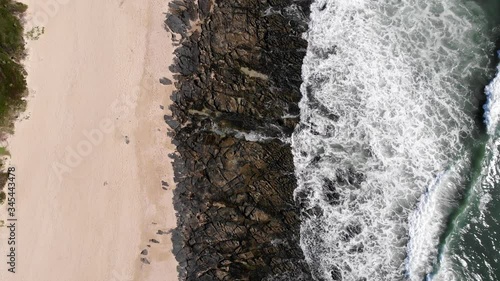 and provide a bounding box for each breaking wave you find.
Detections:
[483,51,500,134]
[292,0,494,280]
